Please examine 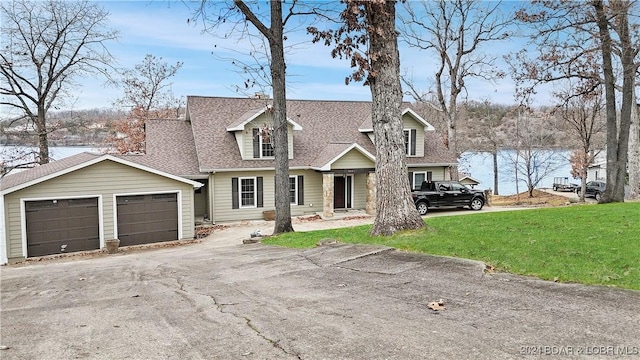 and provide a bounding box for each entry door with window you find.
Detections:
[334,175,353,209]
